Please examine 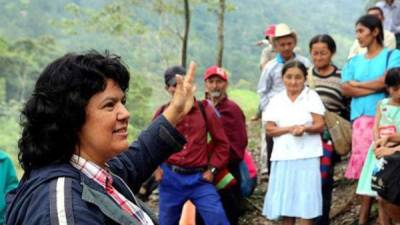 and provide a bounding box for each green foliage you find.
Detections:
[228,88,258,118]
[227,88,259,151]
[0,114,20,154]
[203,0,236,13]
[0,78,6,102]
[0,100,23,171]
[0,0,365,78]
[126,73,154,139]
[0,35,62,102]
[0,0,370,166]
[59,2,146,36]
